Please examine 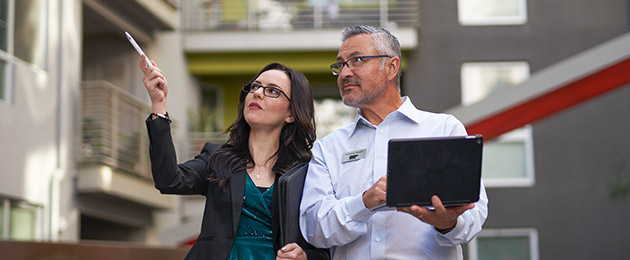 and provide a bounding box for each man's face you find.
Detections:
[336,34,390,108]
